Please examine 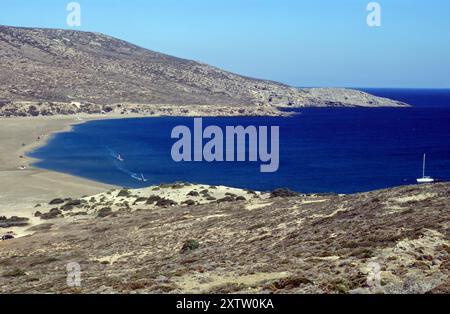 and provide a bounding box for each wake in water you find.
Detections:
[131,173,148,182]
[107,148,148,183]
